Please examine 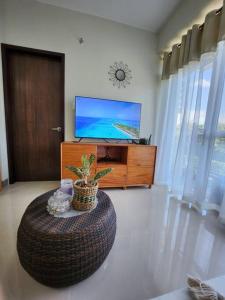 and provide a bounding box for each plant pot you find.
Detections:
[73,180,98,211]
